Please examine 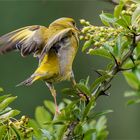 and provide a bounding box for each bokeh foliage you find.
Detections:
[0,88,33,140]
